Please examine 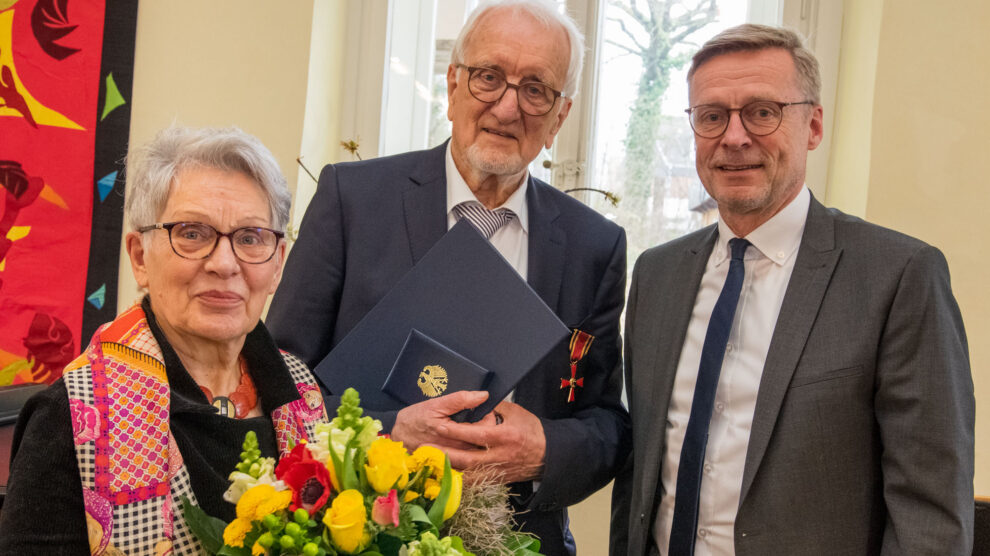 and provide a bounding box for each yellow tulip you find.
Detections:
[443,469,463,521]
[325,456,342,492]
[364,437,410,494]
[322,489,371,553]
